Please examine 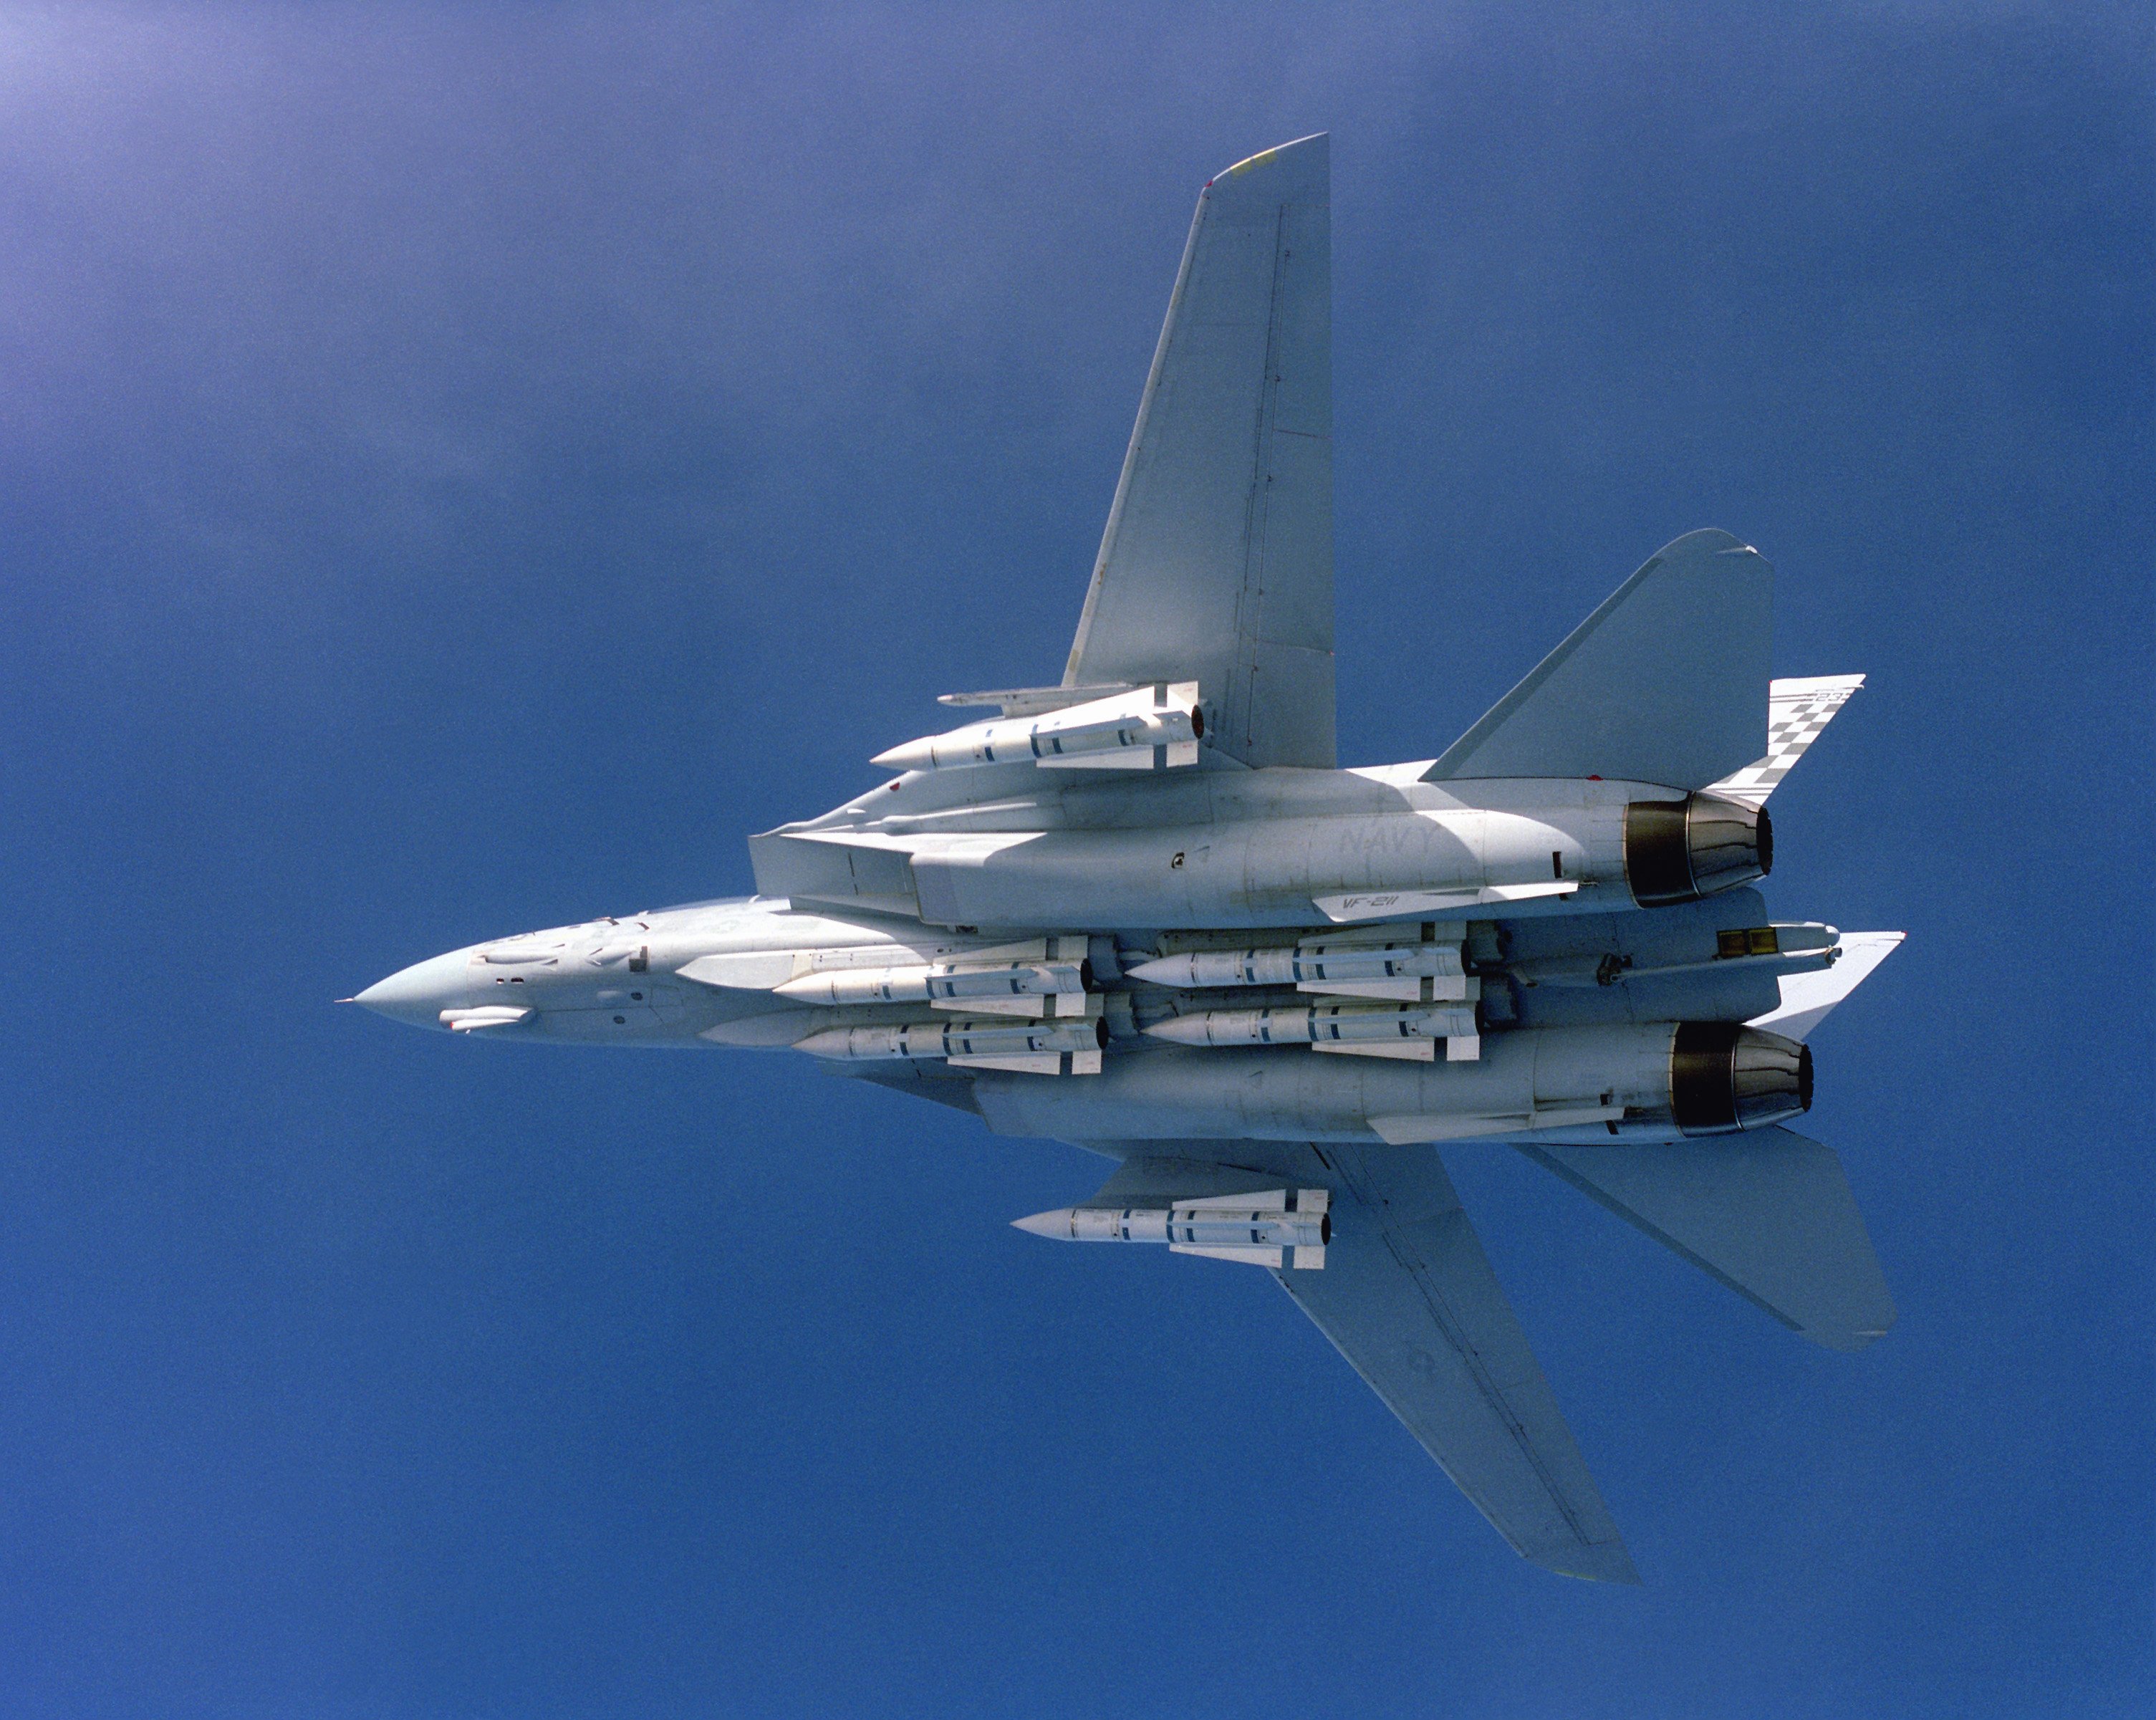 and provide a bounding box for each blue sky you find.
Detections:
[3,4,2149,1715]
